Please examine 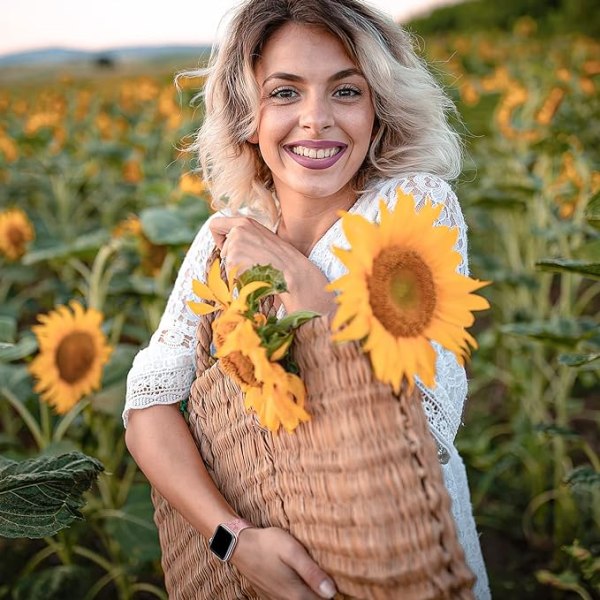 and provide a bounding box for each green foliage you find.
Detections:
[239,264,289,297]
[0,452,103,538]
[12,565,93,600]
[408,0,600,37]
